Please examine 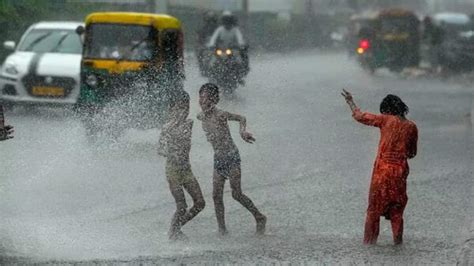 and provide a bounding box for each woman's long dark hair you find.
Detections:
[380,94,409,117]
